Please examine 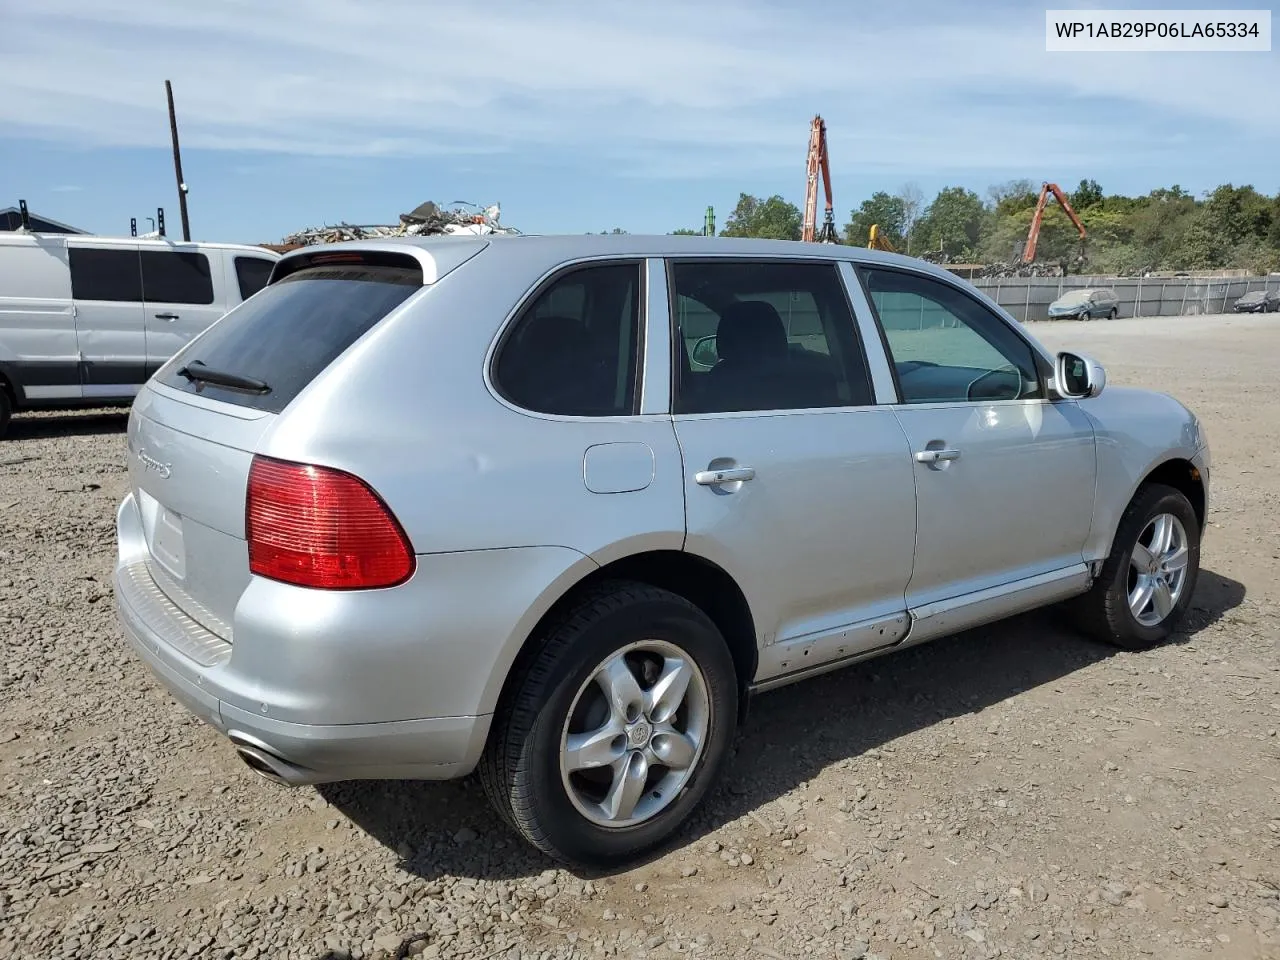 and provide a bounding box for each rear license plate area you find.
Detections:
[151,505,187,580]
